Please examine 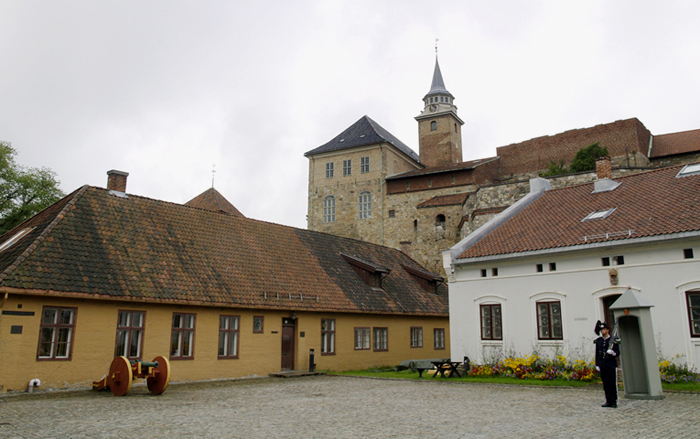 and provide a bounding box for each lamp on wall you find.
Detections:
[291,312,297,319]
